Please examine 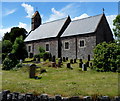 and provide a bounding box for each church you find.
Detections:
[24,11,113,60]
